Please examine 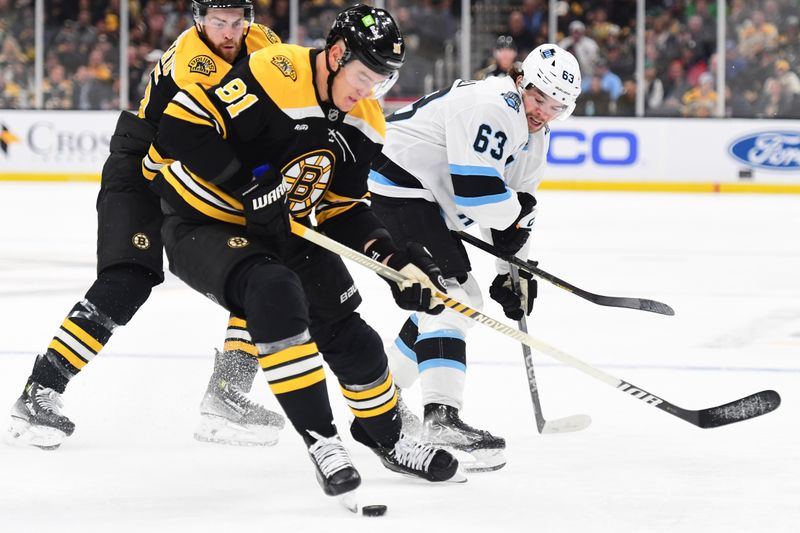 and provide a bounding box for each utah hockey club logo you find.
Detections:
[281,149,335,217]
[131,233,151,250]
[0,124,20,156]
[227,236,249,249]
[188,55,217,76]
